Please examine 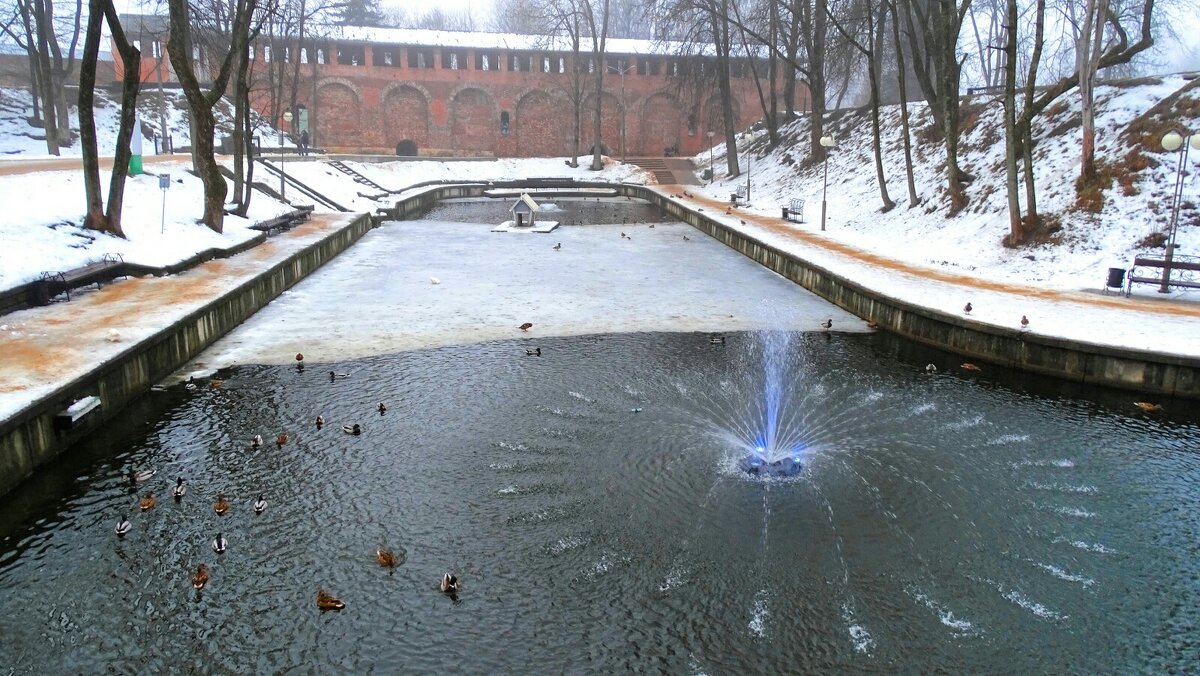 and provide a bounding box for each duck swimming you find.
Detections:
[254,494,267,514]
[212,533,227,554]
[276,433,288,447]
[440,573,460,594]
[316,415,325,429]
[316,590,345,611]
[192,564,209,590]
[1134,402,1162,413]
[925,363,938,374]
[377,548,398,568]
[115,515,132,536]
[139,493,156,512]
[251,434,262,449]
[329,371,350,380]
[526,347,541,356]
[173,477,186,500]
[343,423,362,436]
[377,403,387,415]
[214,494,230,515]
[709,336,725,344]
[128,469,156,484]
